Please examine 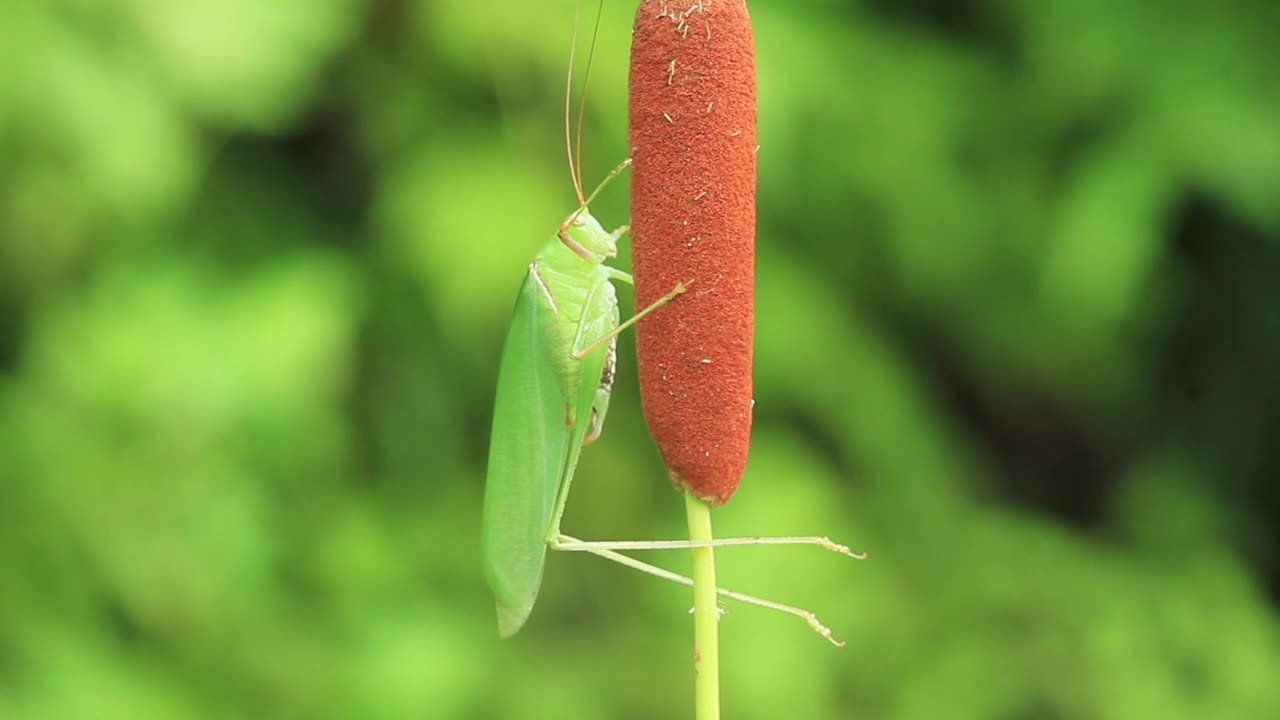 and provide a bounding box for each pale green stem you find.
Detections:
[685,492,720,720]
